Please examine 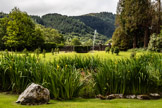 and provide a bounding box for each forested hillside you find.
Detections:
[1,12,115,45]
[32,12,116,44]
[74,12,115,38]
